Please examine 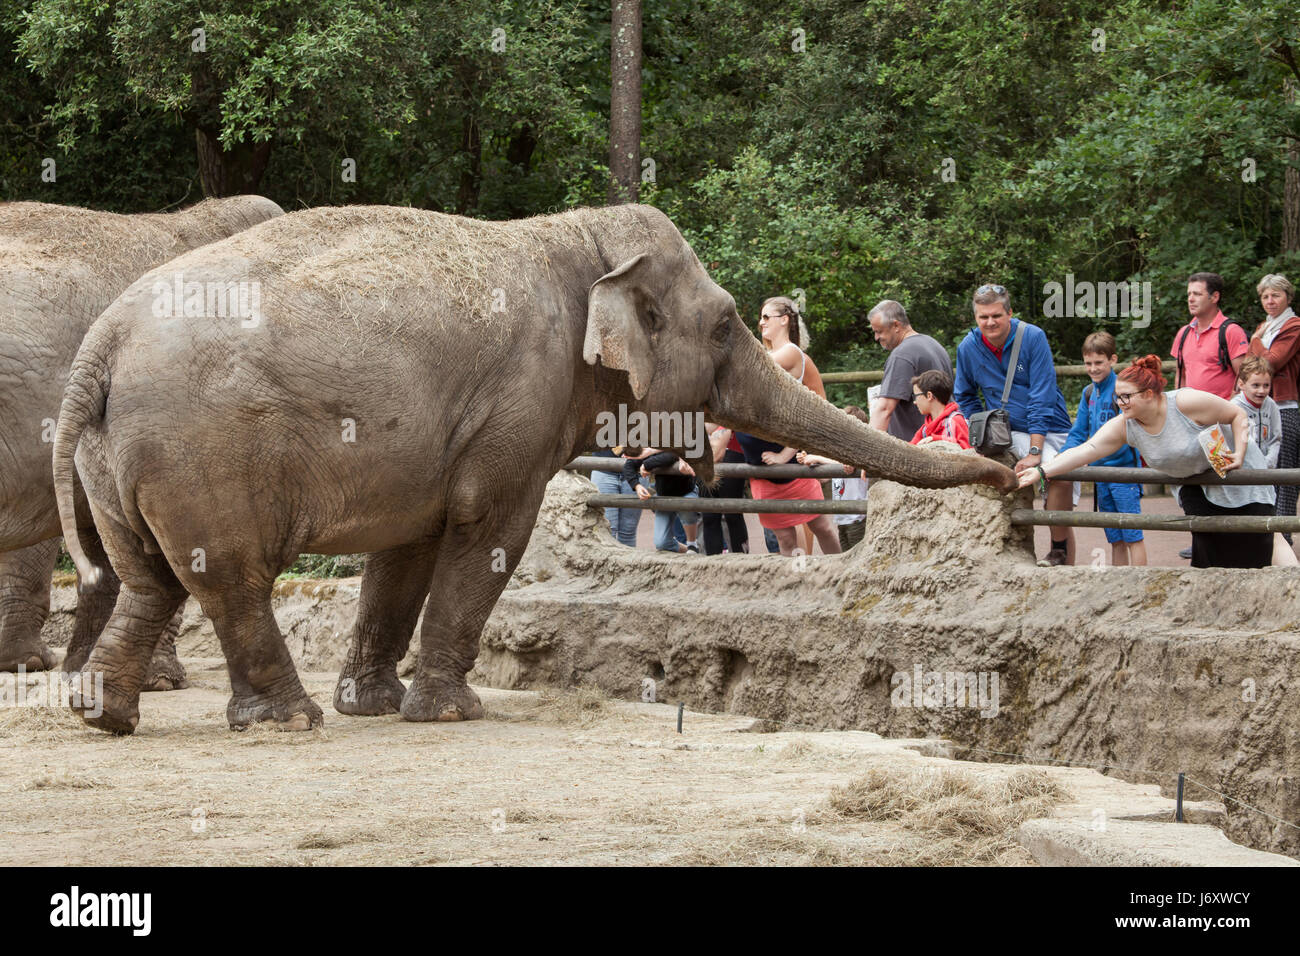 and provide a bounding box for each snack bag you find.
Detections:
[1197,425,1233,477]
